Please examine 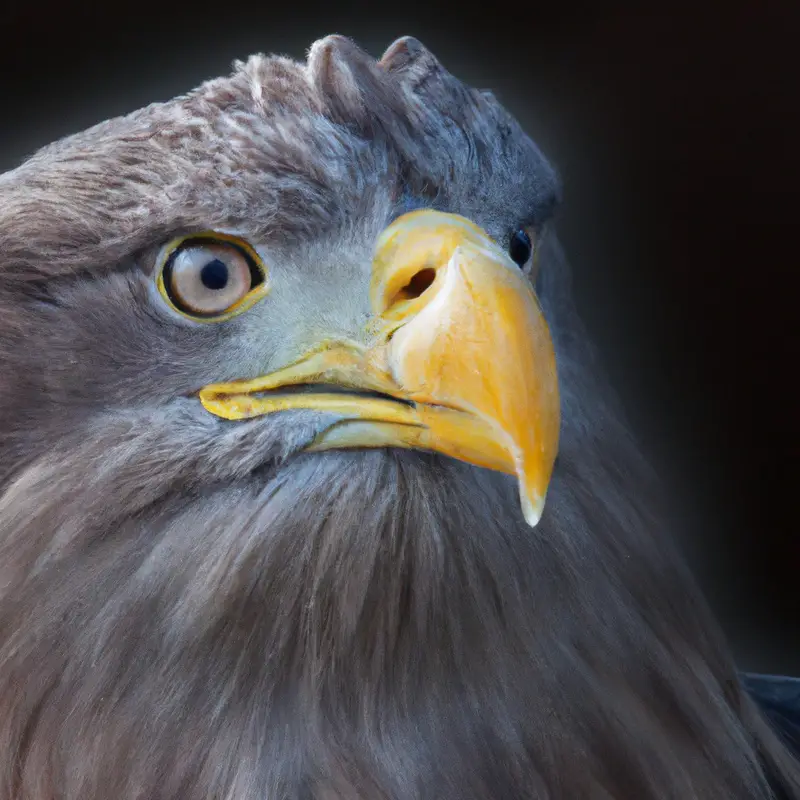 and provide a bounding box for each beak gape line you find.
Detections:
[199,210,560,527]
